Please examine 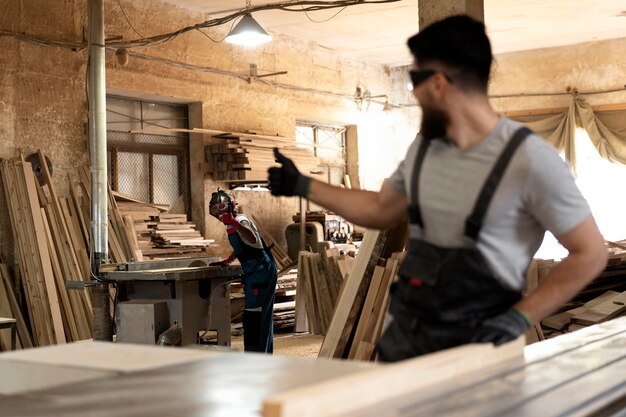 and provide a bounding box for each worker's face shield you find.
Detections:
[209,202,230,218]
